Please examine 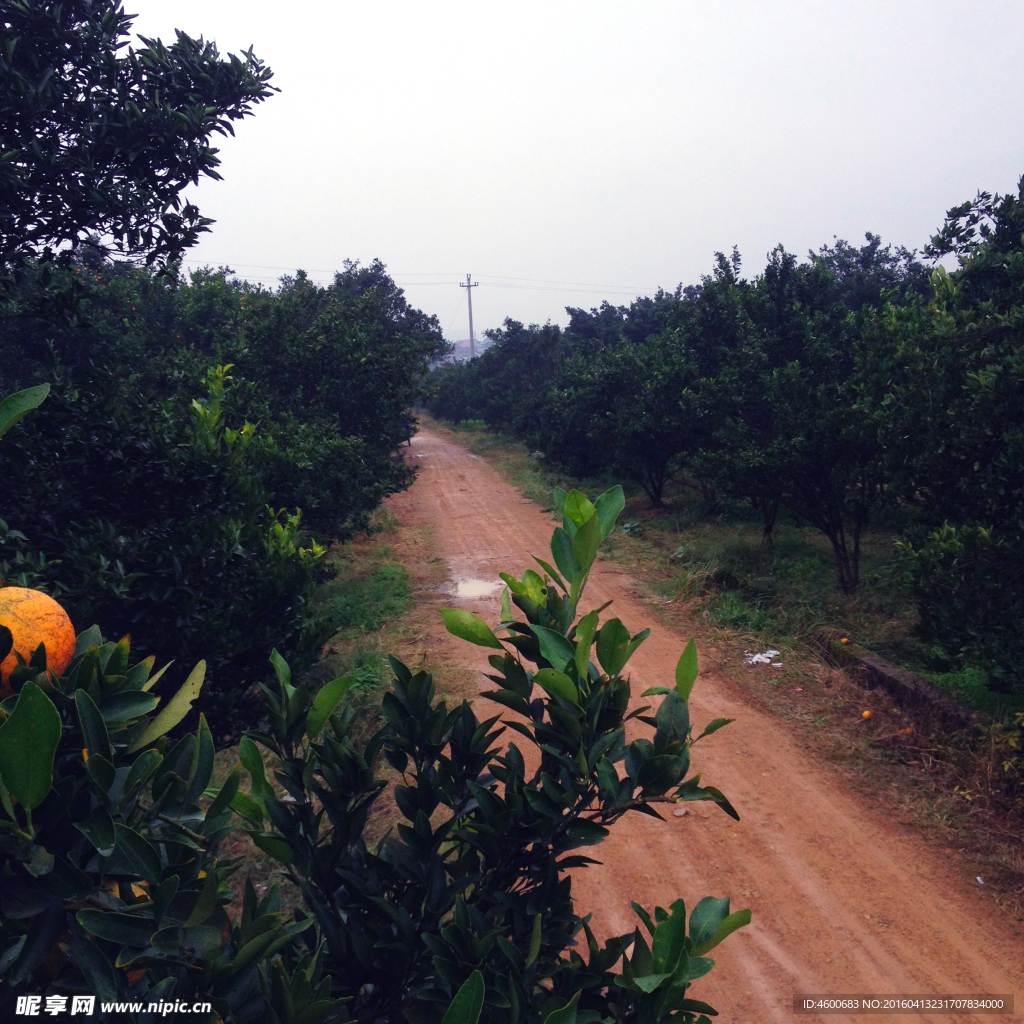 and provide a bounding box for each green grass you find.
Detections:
[305,524,415,719]
[318,561,410,634]
[918,666,1024,719]
[464,430,630,511]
